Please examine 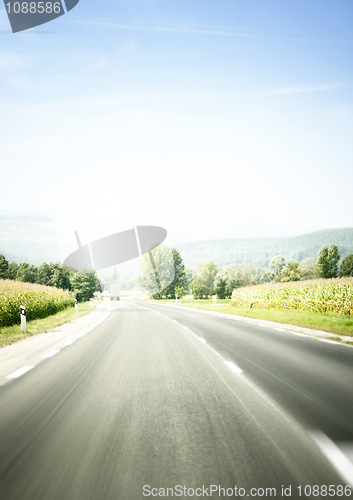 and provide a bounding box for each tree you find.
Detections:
[137,245,186,299]
[188,280,211,299]
[36,262,51,285]
[268,256,285,283]
[298,258,316,281]
[328,244,340,278]
[69,271,101,302]
[281,262,300,282]
[317,245,340,278]
[194,260,219,293]
[16,262,37,283]
[47,263,71,290]
[184,268,194,289]
[0,254,9,279]
[214,264,244,298]
[339,254,353,277]
[214,276,227,299]
[6,262,19,280]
